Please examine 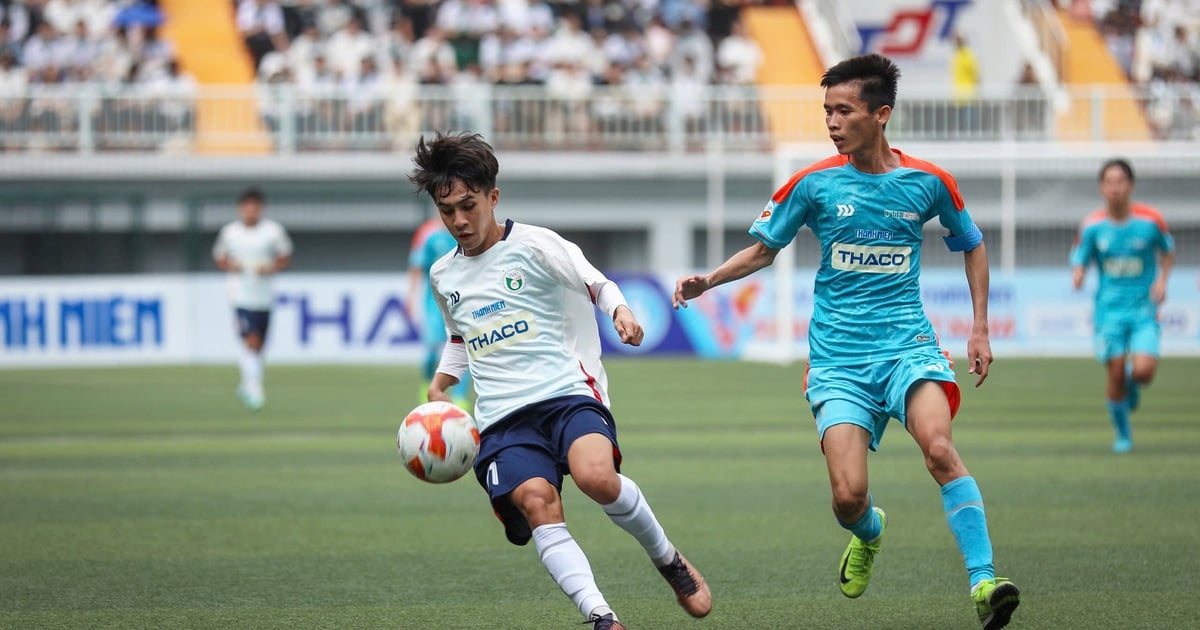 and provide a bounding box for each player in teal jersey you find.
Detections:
[673,54,1019,629]
[408,217,472,408]
[1070,159,1175,453]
